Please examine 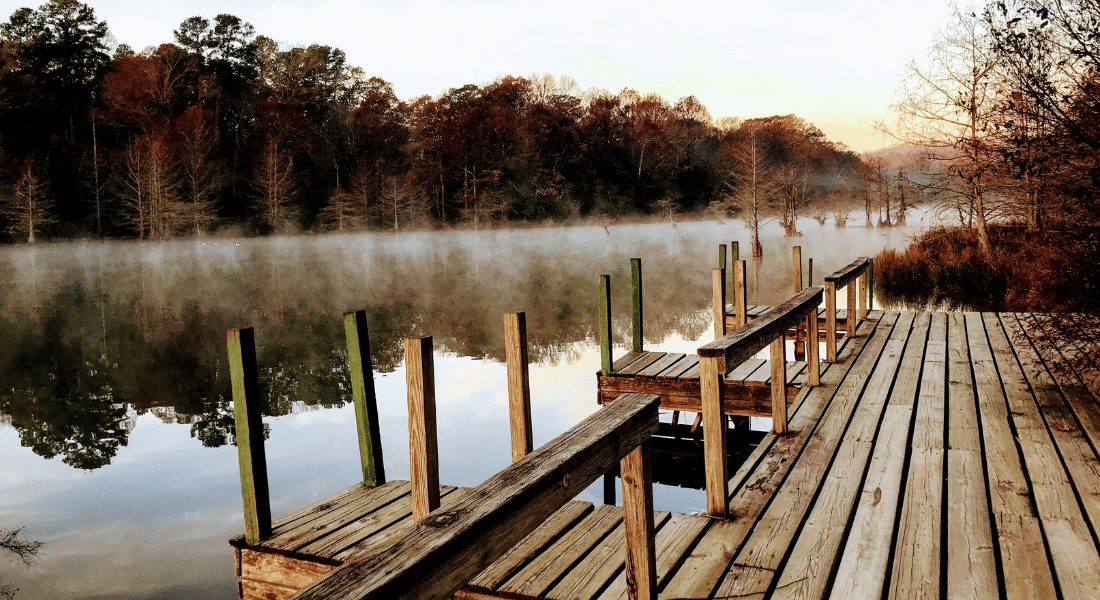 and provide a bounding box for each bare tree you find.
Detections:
[176,106,219,235]
[120,131,179,239]
[720,126,777,257]
[3,158,54,244]
[890,3,1001,257]
[253,135,297,231]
